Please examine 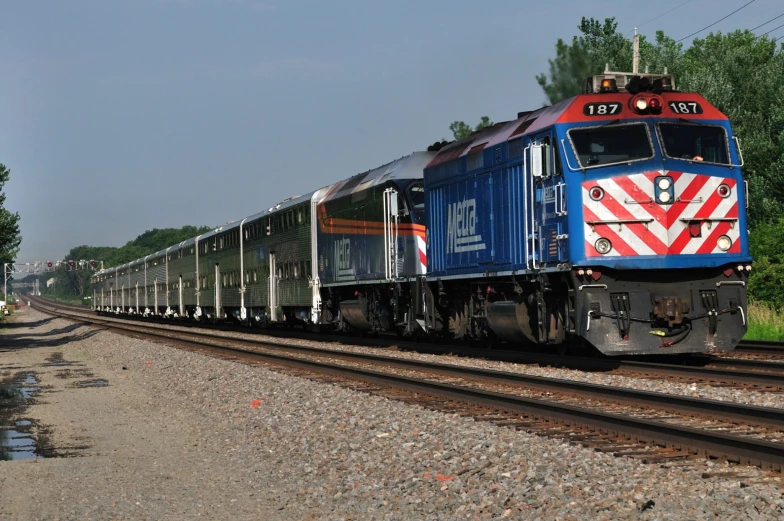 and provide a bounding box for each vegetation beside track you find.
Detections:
[745,302,784,341]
